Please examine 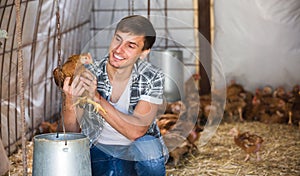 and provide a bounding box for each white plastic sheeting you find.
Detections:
[213,0,300,91]
[1,0,199,155]
[88,0,198,66]
[0,0,92,154]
